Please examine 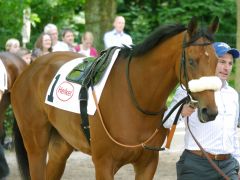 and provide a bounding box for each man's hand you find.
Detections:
[181,103,196,117]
